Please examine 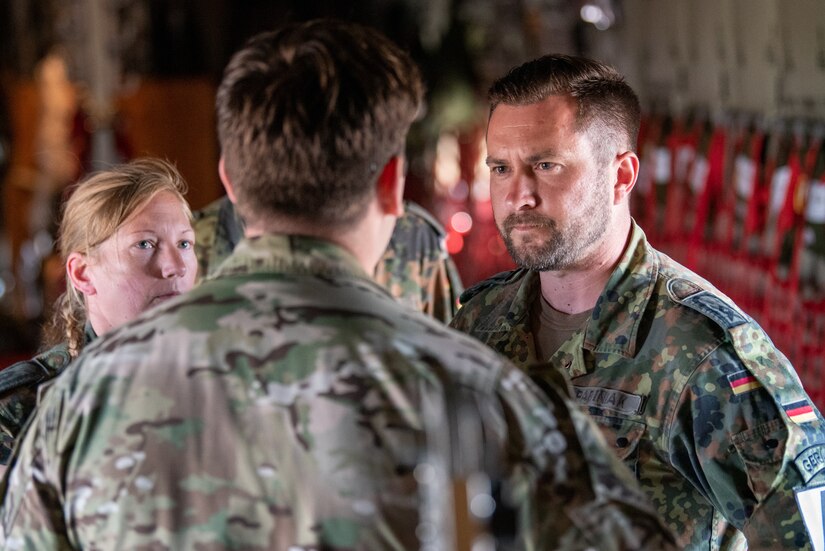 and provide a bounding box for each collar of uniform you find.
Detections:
[31,323,97,378]
[217,195,245,250]
[474,269,540,332]
[469,270,543,366]
[83,322,97,345]
[582,220,658,359]
[213,233,375,284]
